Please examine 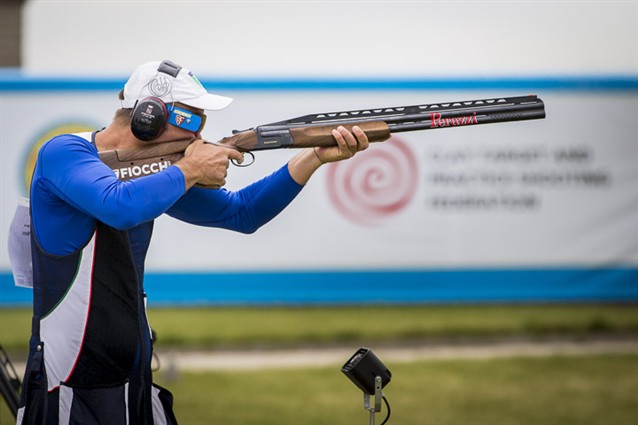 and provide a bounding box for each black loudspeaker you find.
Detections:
[130,97,169,141]
[341,348,392,395]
